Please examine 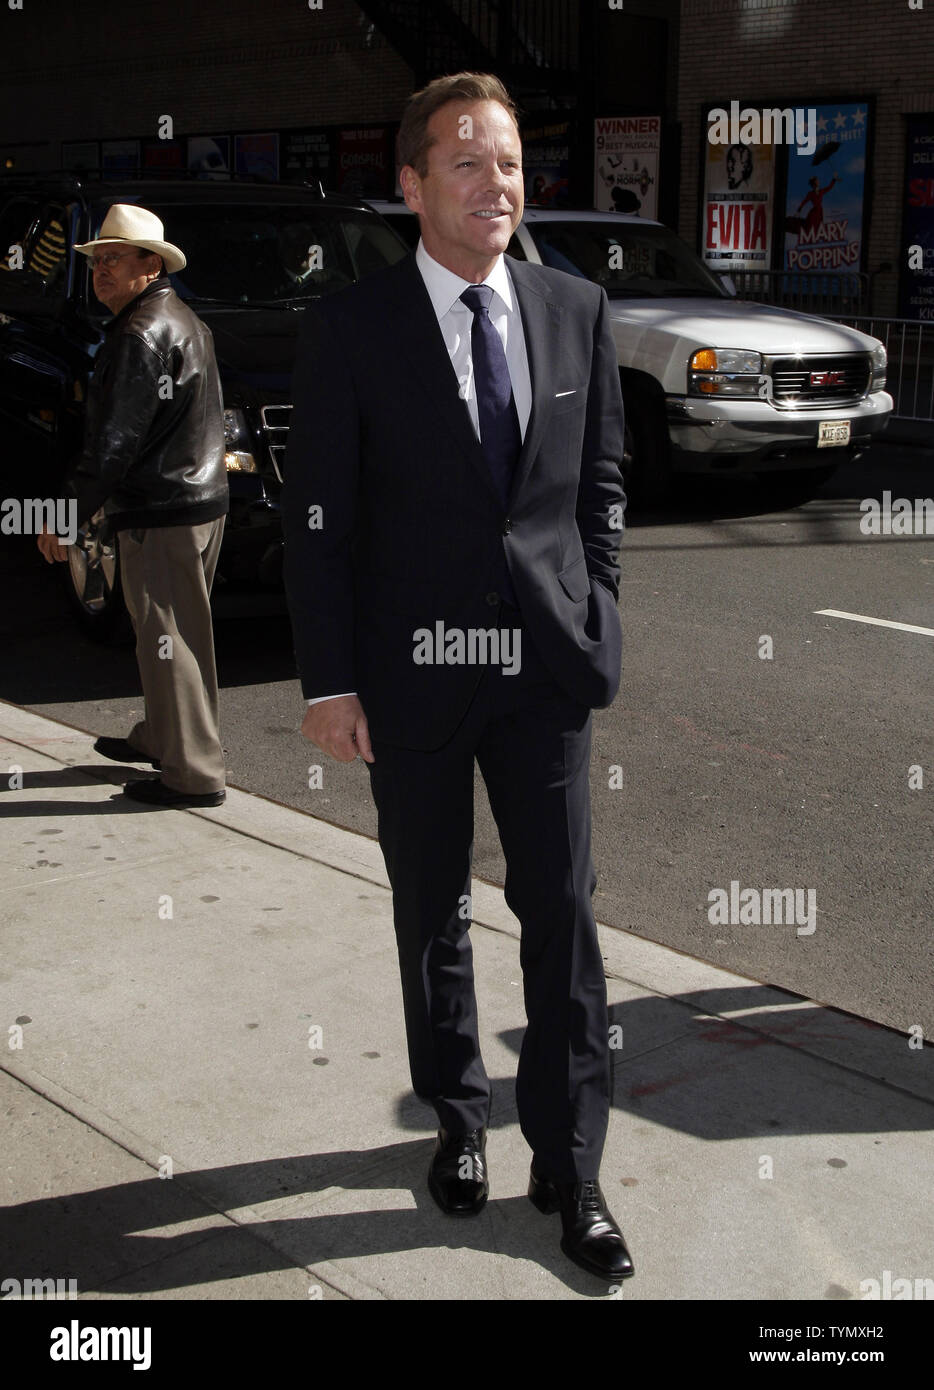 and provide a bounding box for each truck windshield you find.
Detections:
[526,221,728,300]
[86,202,408,308]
